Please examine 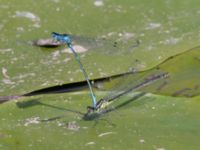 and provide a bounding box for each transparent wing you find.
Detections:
[97,46,200,99]
[31,34,140,55]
